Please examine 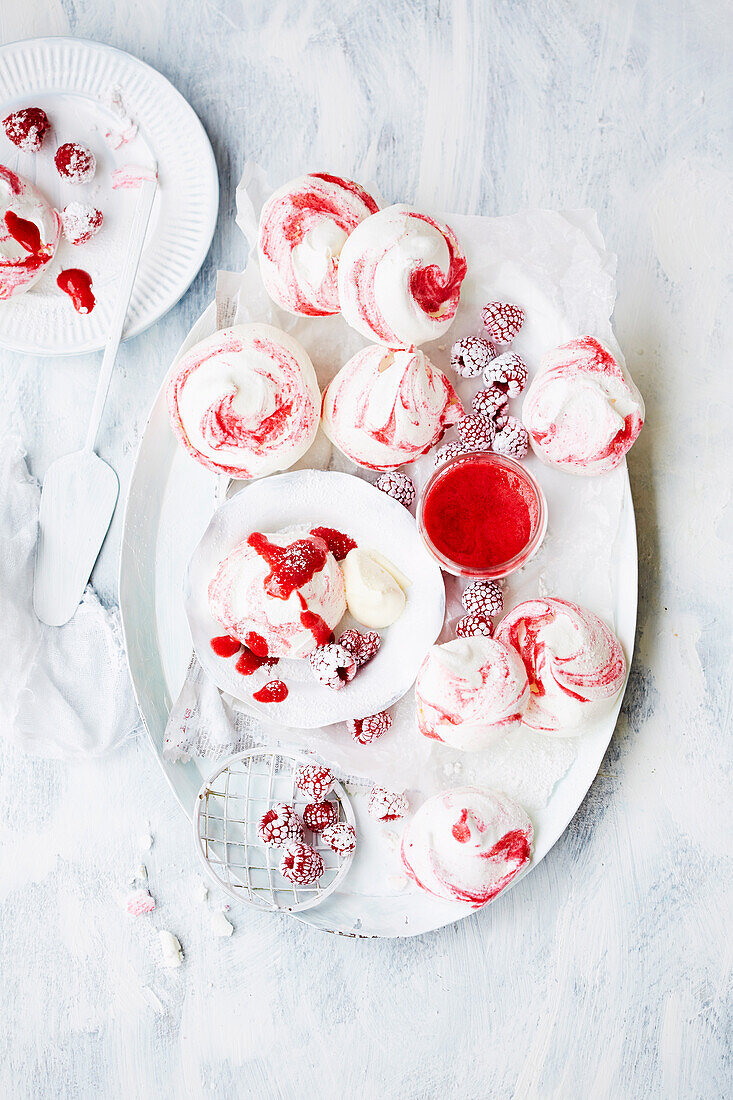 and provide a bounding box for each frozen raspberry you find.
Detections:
[493,415,530,460]
[257,803,304,847]
[481,301,525,344]
[320,822,357,855]
[279,841,325,885]
[310,526,356,561]
[457,414,495,451]
[308,644,357,690]
[368,786,409,821]
[348,710,393,744]
[60,202,103,245]
[294,763,334,802]
[472,387,508,421]
[374,471,416,508]
[483,352,528,398]
[456,614,494,638]
[462,579,504,617]
[450,336,496,378]
[433,441,465,467]
[339,629,381,667]
[54,142,96,184]
[2,107,50,152]
[303,801,338,832]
